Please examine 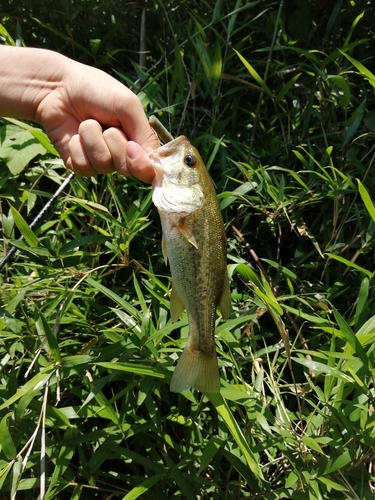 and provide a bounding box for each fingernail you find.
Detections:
[126,141,141,160]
